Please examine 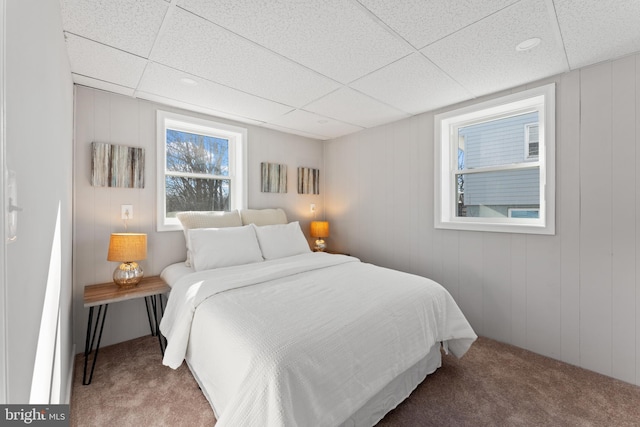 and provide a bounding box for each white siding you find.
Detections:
[464,168,539,206]
[462,112,538,168]
[460,110,540,209]
[325,54,640,386]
